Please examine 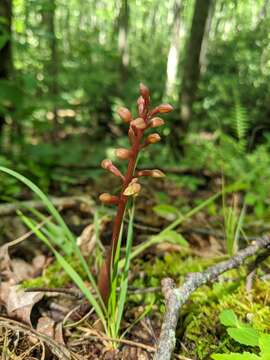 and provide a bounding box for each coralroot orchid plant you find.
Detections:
[0,84,173,345]
[98,83,173,305]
